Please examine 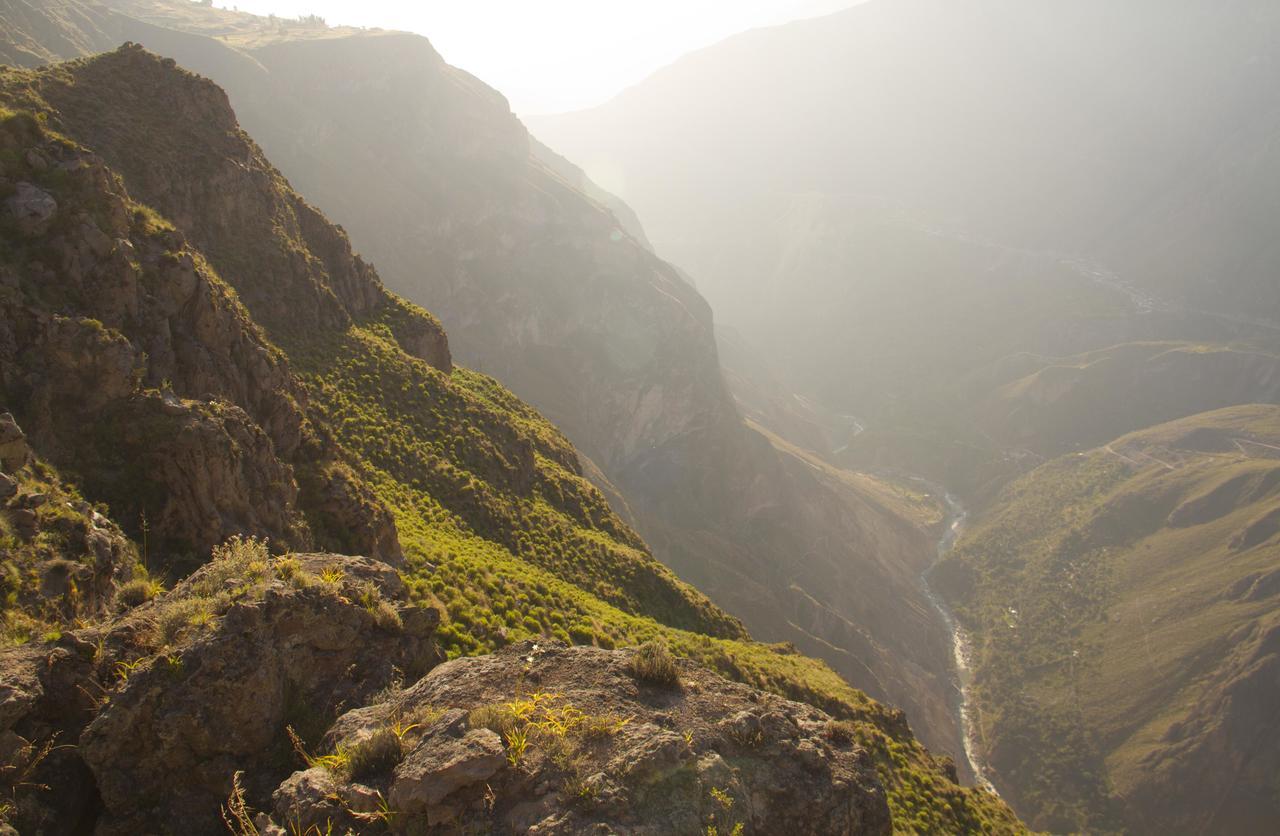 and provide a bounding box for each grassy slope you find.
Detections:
[939,404,1280,831]
[289,307,1020,834]
[0,71,1020,832]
